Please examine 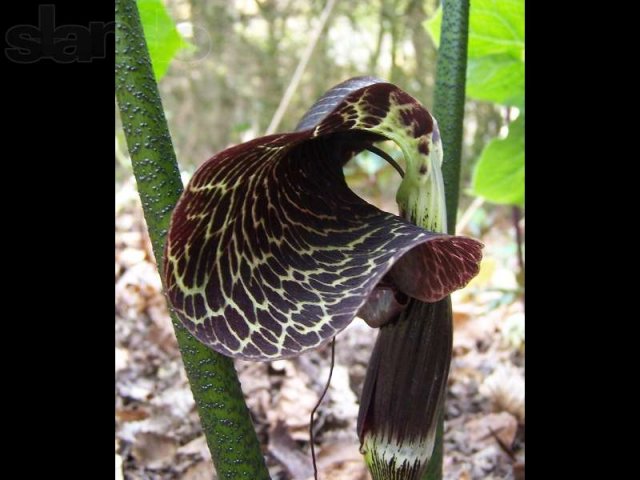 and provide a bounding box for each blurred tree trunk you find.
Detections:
[189,0,235,156]
[256,0,285,133]
[406,0,437,105]
[385,0,402,85]
[369,3,385,73]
